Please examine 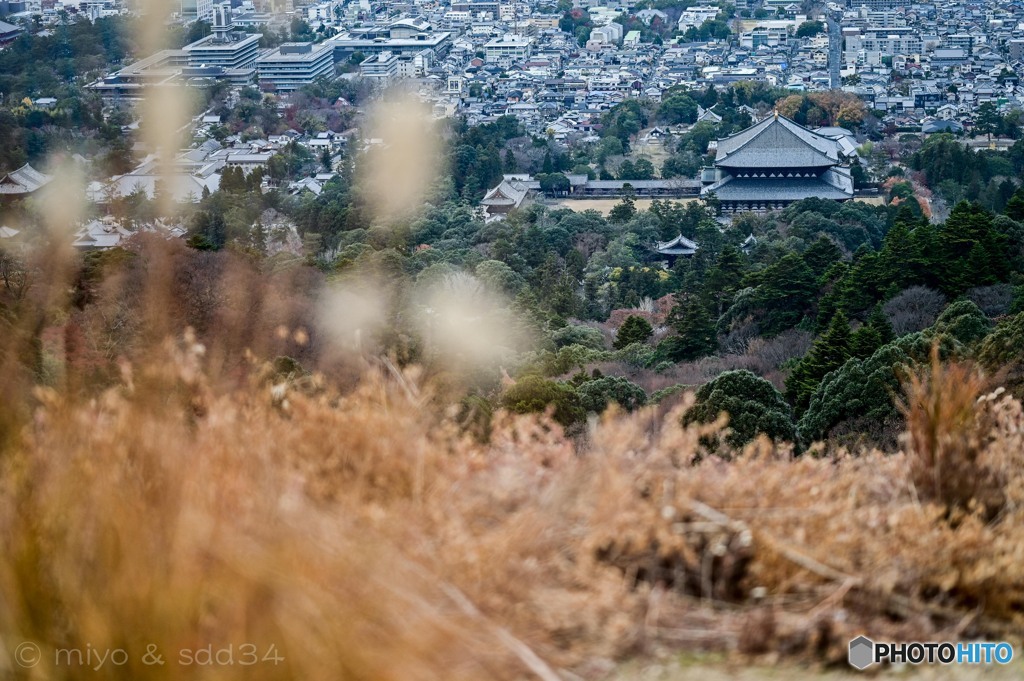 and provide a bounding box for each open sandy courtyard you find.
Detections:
[541,197,884,215]
[543,197,699,214]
